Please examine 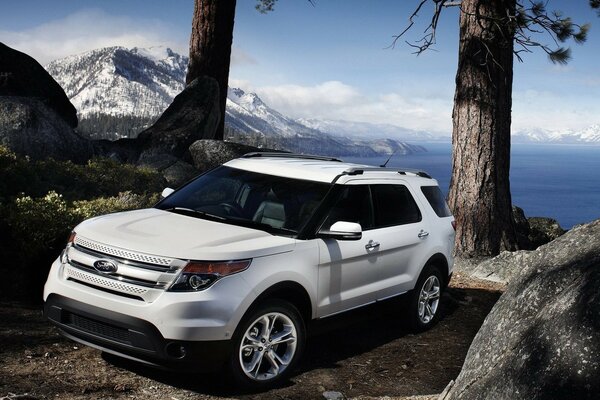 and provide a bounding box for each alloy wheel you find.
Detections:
[417,275,441,324]
[238,312,298,381]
